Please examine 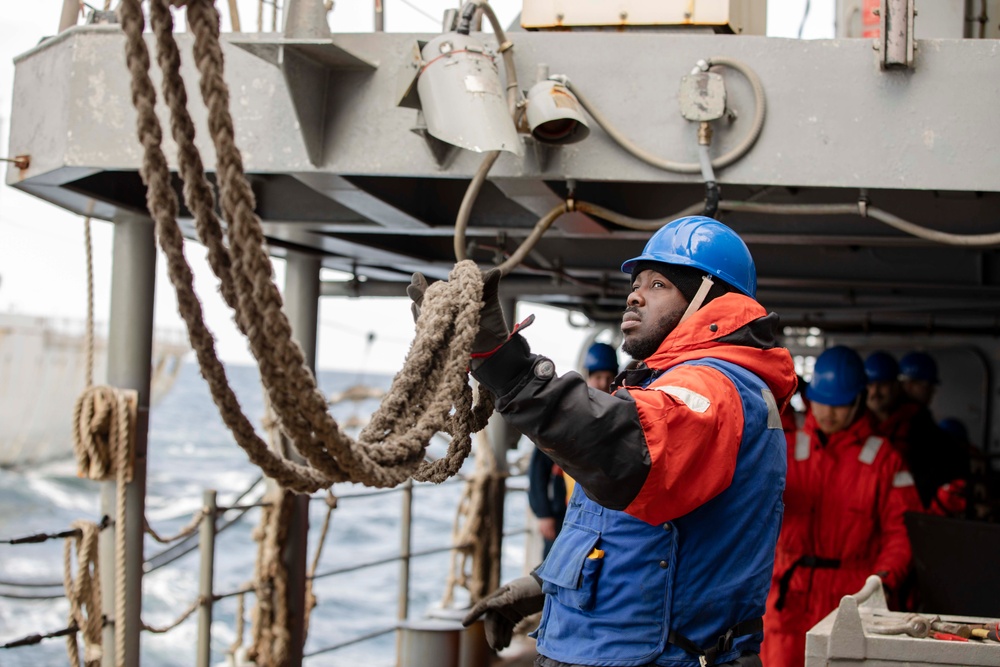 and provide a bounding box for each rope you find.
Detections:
[141,596,204,634]
[247,490,294,667]
[83,213,96,387]
[144,509,206,544]
[119,0,494,495]
[227,589,248,660]
[304,492,337,635]
[440,431,503,606]
[63,520,103,667]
